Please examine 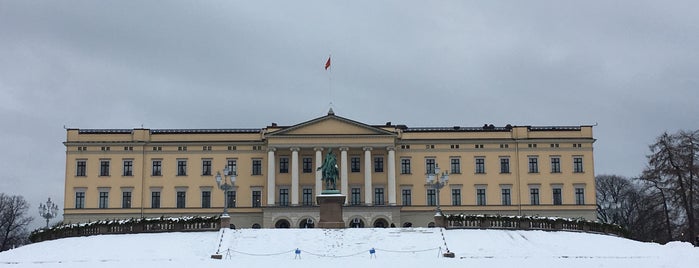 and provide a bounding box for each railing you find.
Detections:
[444,214,627,237]
[30,216,220,243]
